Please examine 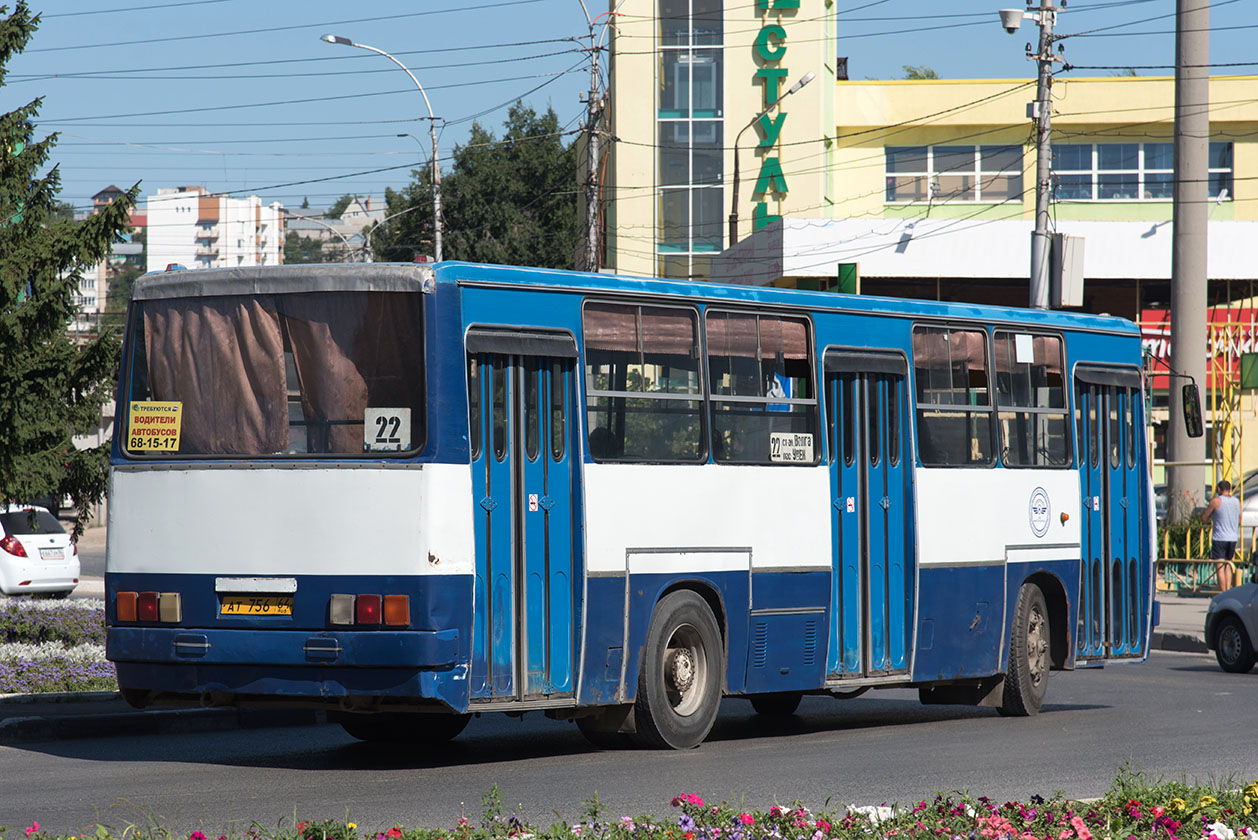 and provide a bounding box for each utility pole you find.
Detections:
[1167,0,1210,523]
[998,2,1060,309]
[582,18,602,273]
